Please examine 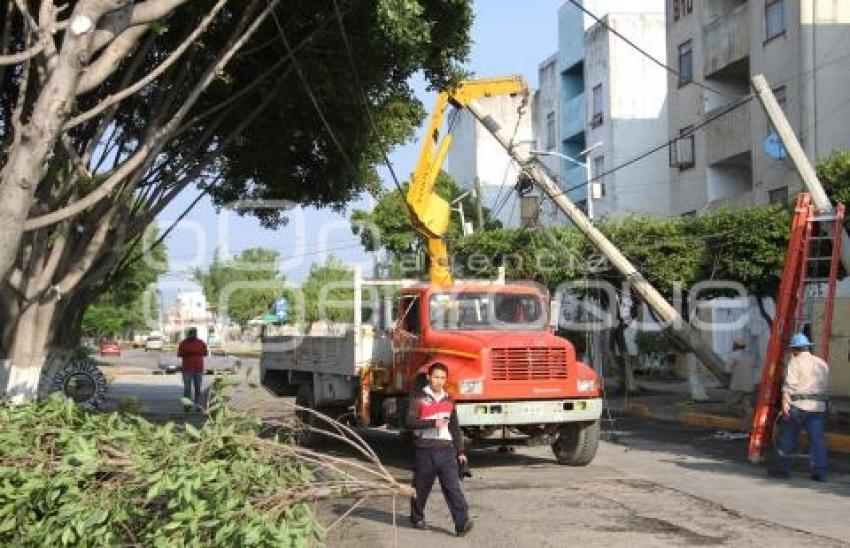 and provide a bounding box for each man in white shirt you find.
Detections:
[770,333,830,481]
[724,339,756,430]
